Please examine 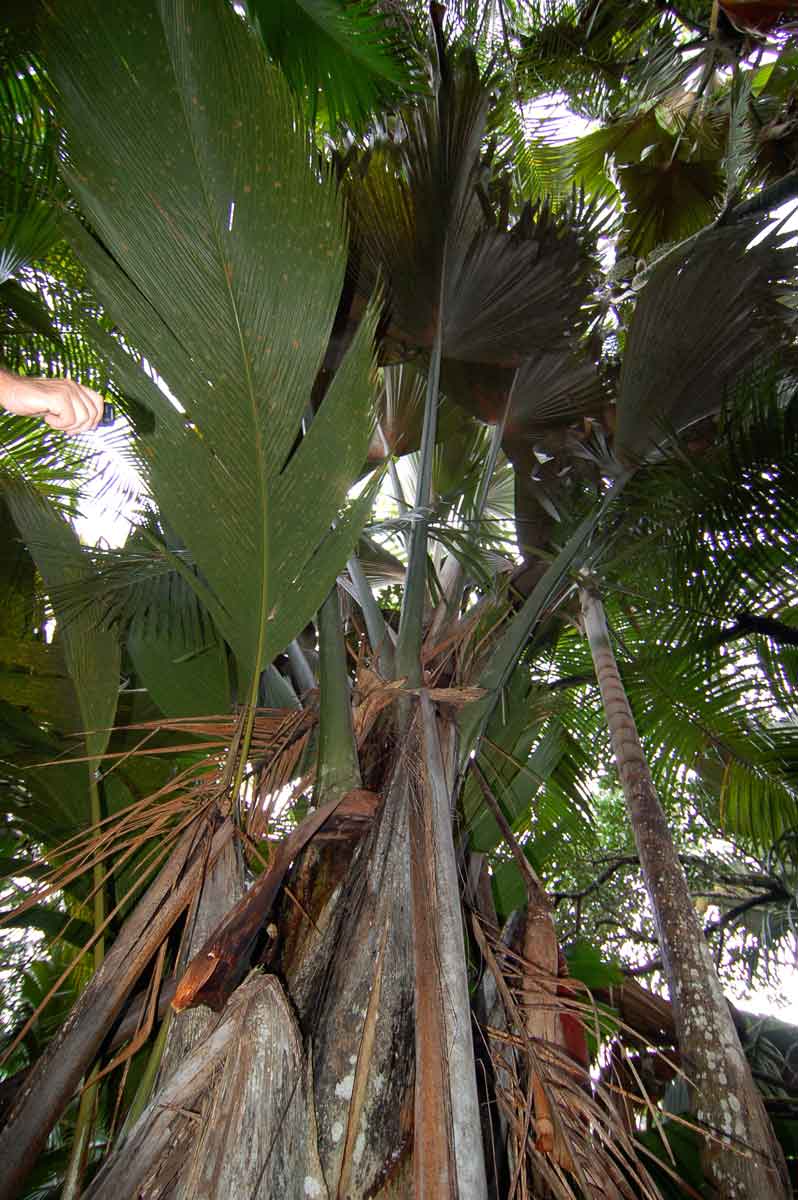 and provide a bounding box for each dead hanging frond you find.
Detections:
[471,909,699,1200]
